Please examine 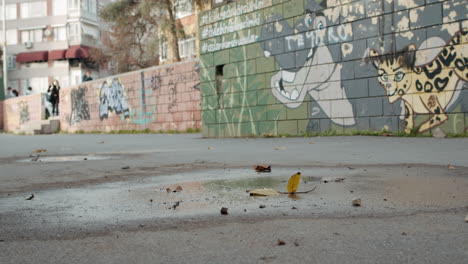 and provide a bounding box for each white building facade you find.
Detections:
[2,0,110,95]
